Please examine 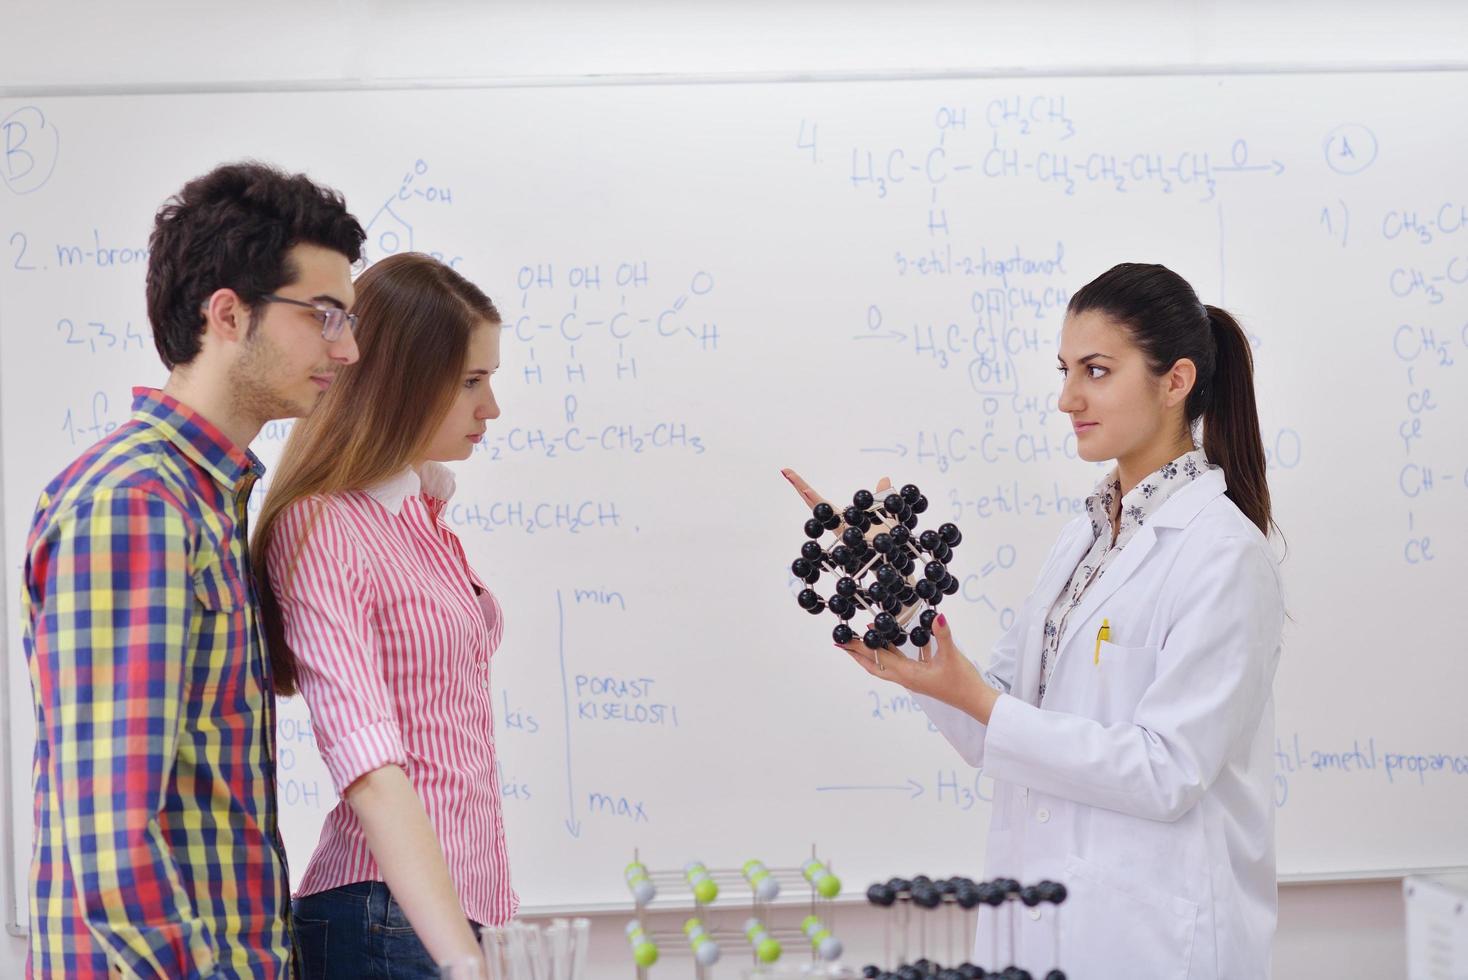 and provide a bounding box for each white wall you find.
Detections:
[3,0,1468,93]
[3,2,1457,976]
